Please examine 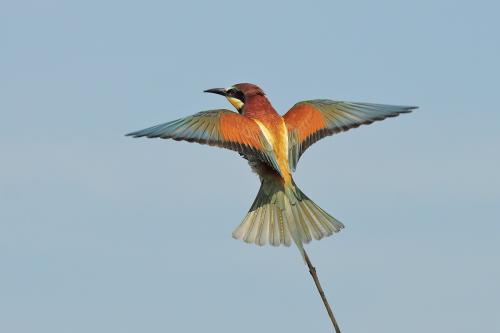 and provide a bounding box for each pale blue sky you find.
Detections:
[1,1,499,332]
